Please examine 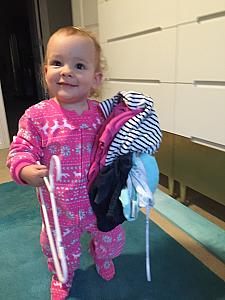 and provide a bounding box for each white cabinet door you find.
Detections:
[98,0,178,42]
[175,84,225,149]
[177,18,225,82]
[102,28,176,82]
